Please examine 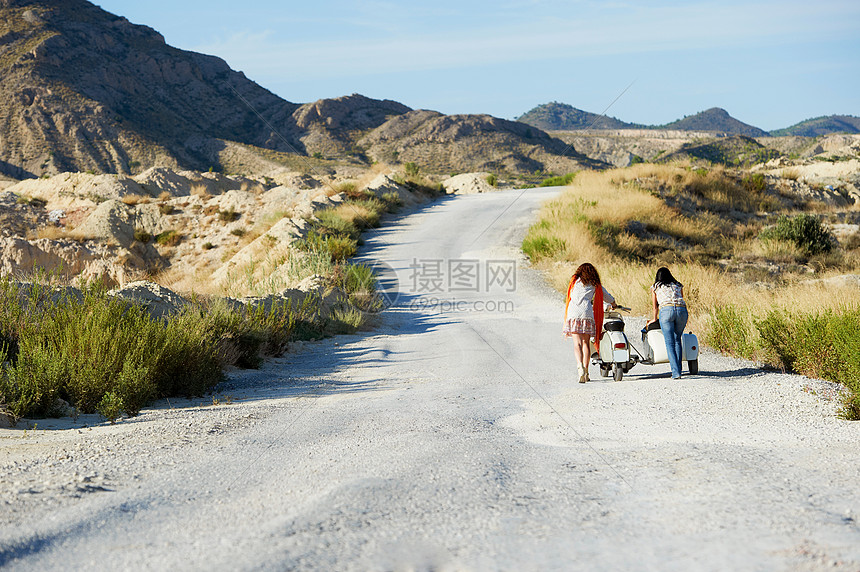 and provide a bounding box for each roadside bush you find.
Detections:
[522,235,566,261]
[381,191,404,212]
[486,174,498,187]
[705,304,756,359]
[404,162,420,177]
[296,231,358,261]
[539,173,577,187]
[759,214,832,256]
[0,278,332,421]
[315,209,360,239]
